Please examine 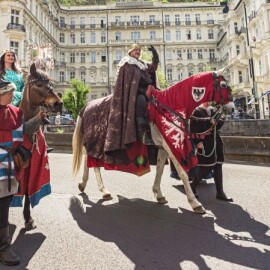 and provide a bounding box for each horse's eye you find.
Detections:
[220,81,227,88]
